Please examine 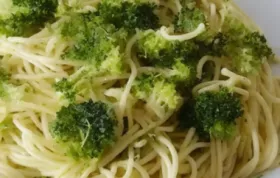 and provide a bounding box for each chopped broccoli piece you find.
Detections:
[231,48,260,74]
[150,80,181,111]
[195,14,273,74]
[0,82,22,101]
[209,33,229,56]
[179,87,243,140]
[136,31,199,88]
[131,73,154,100]
[0,68,22,101]
[174,7,205,33]
[244,32,273,60]
[176,39,200,60]
[222,15,249,39]
[49,100,117,159]
[97,0,159,32]
[0,0,58,36]
[218,15,274,74]
[53,78,76,104]
[132,74,182,117]
[209,120,236,139]
[60,12,127,74]
[136,31,174,67]
[169,58,193,82]
[99,47,124,75]
[190,32,228,59]
[53,66,98,104]
[161,58,198,86]
[136,31,199,67]
[224,31,273,74]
